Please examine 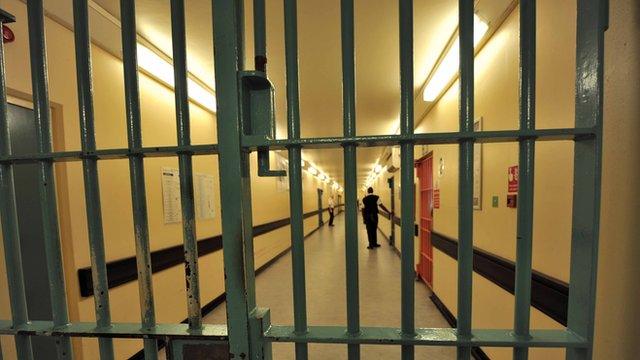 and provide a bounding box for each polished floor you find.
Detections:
[168,213,455,359]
